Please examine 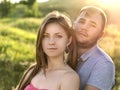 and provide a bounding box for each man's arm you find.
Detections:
[84,61,115,90]
[84,85,99,90]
